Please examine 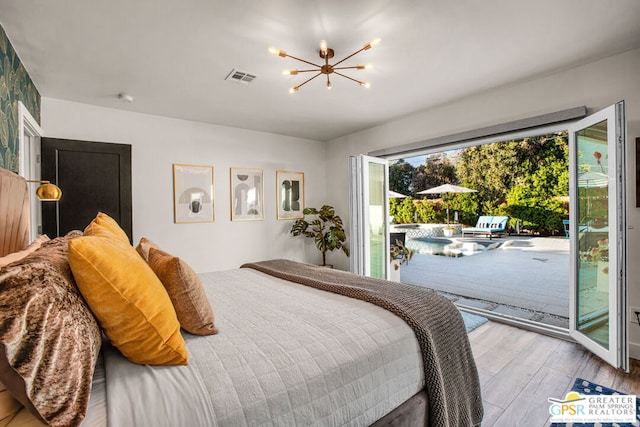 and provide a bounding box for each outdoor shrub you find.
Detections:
[396,197,416,223]
[389,198,400,223]
[506,184,567,235]
[415,198,437,223]
[448,193,479,226]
